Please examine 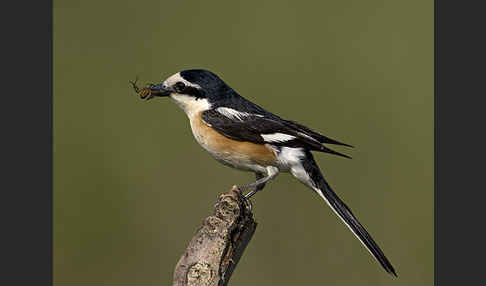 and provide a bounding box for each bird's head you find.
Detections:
[149,69,234,117]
